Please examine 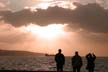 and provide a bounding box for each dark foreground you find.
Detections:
[0,70,71,72]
